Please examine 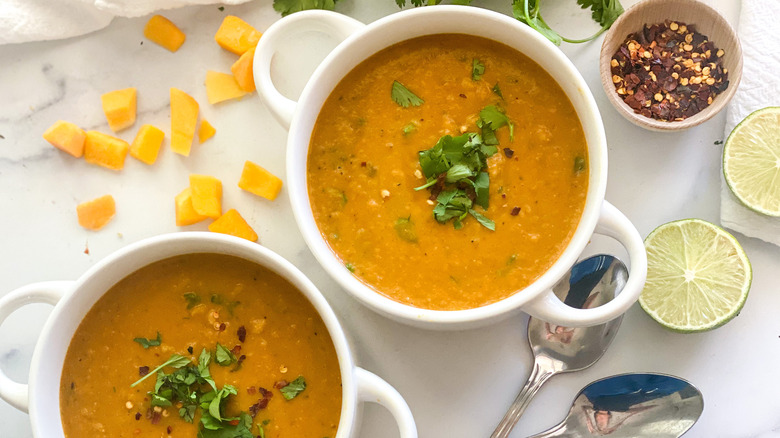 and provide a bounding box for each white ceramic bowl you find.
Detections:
[255,7,648,329]
[0,232,417,438]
